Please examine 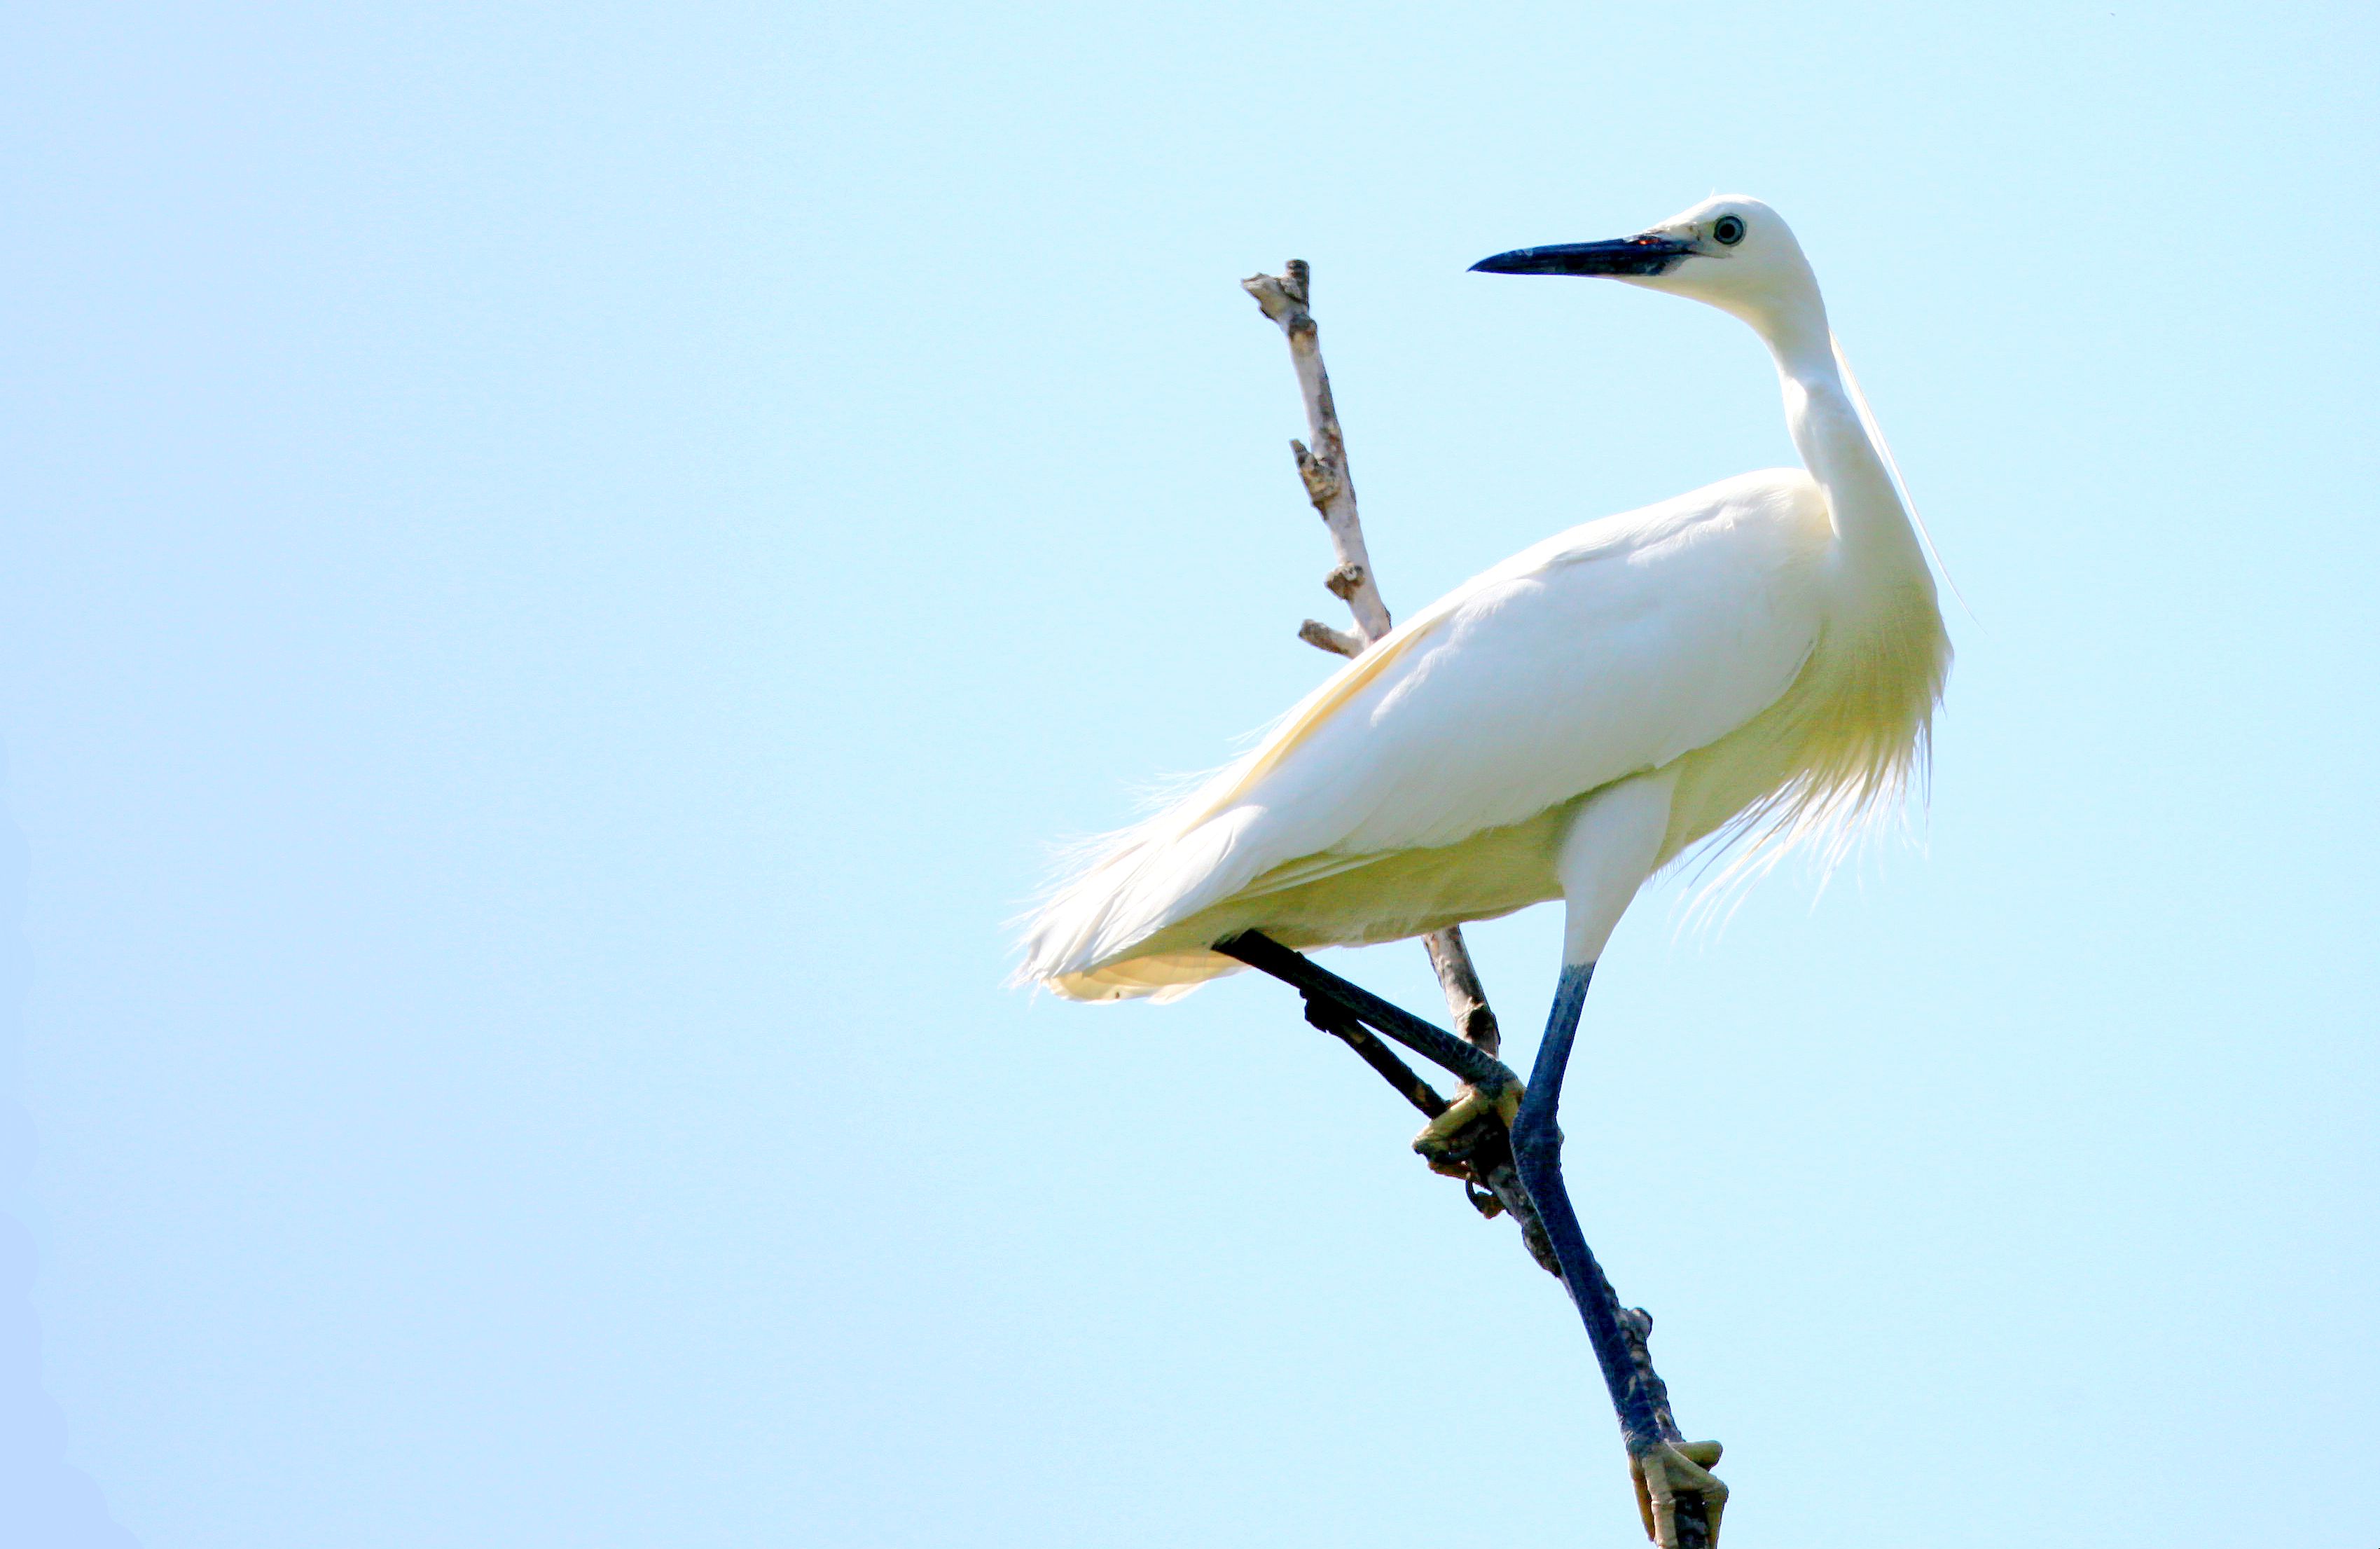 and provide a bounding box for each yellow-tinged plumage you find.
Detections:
[1020,194,1956,1549]
[1018,195,1950,1005]
[1181,609,1445,829]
